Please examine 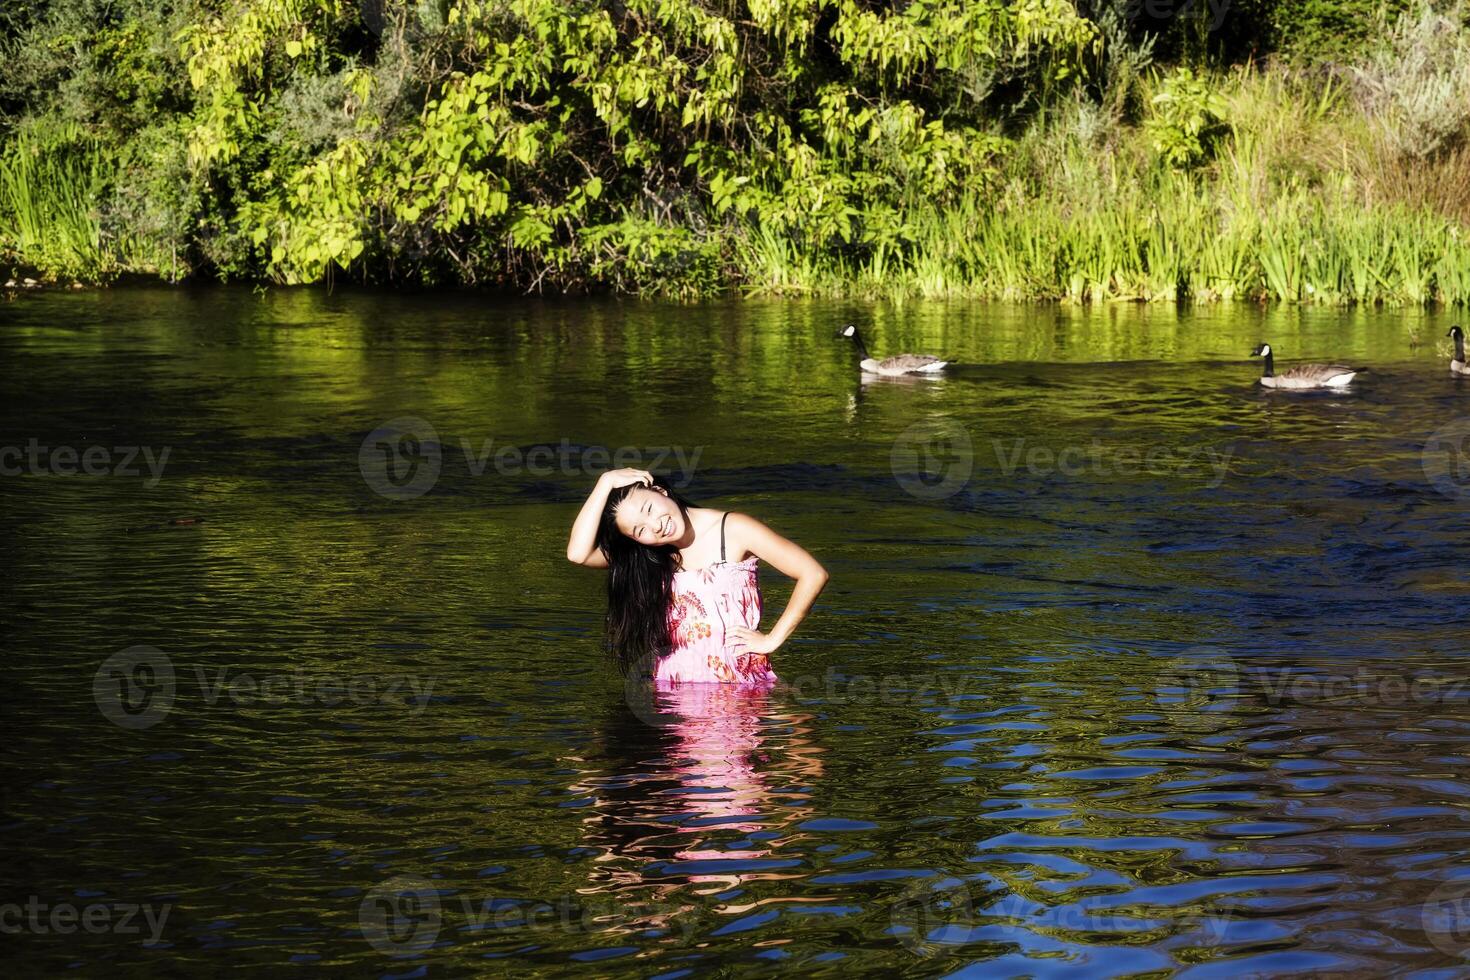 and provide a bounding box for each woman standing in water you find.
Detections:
[567,468,827,685]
